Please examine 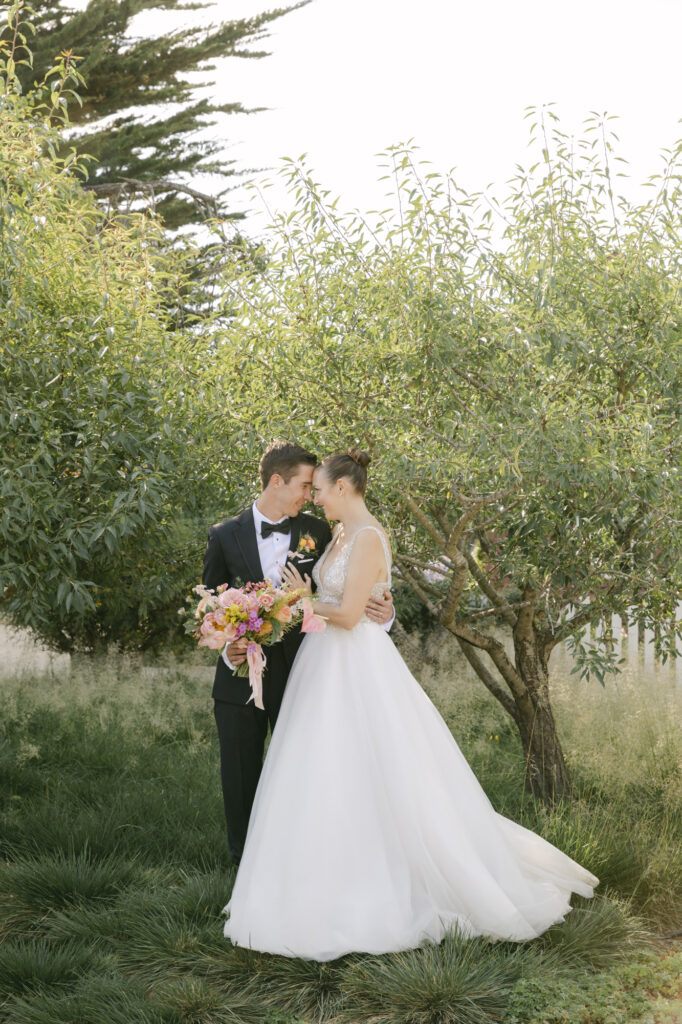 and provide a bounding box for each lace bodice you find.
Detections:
[312,525,392,623]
